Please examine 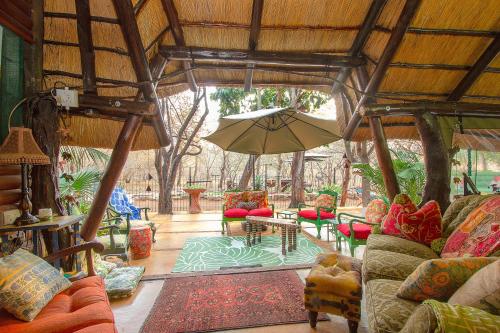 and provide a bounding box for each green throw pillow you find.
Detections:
[397,257,497,302]
[104,266,145,299]
[0,248,71,321]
